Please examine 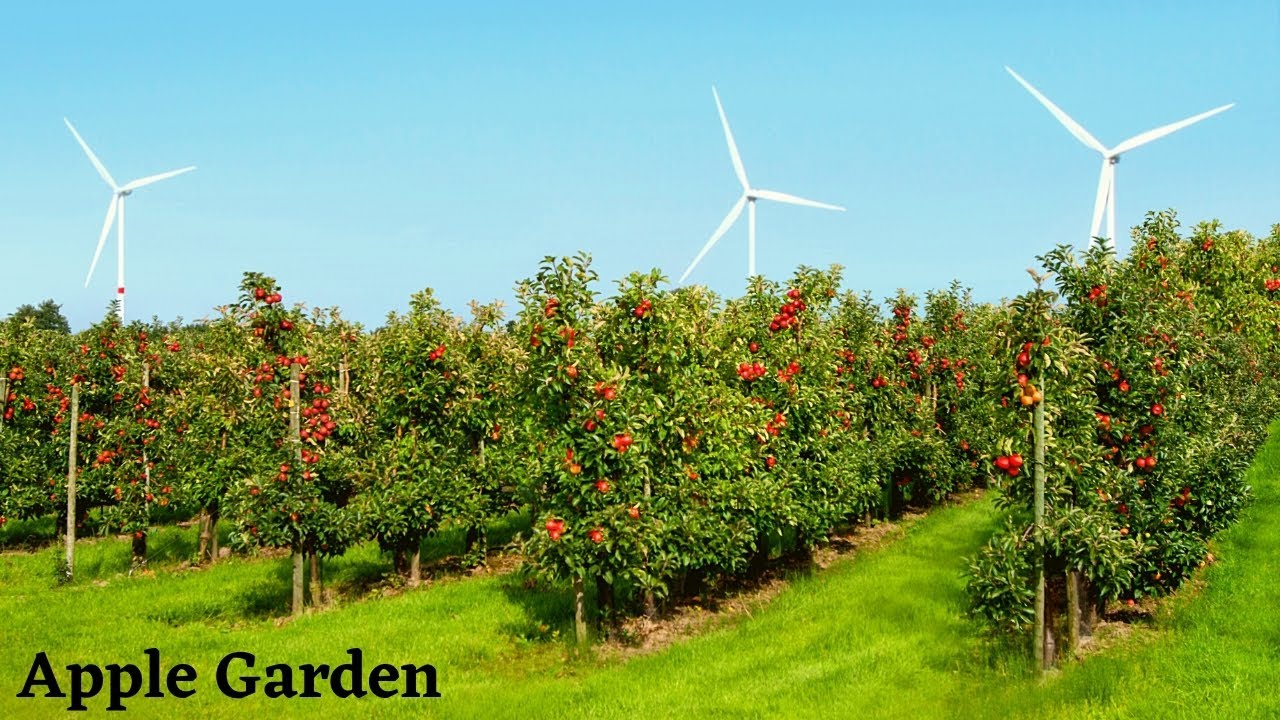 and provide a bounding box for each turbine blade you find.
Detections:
[752,188,845,212]
[680,195,748,283]
[1004,67,1106,154]
[712,87,750,190]
[122,166,197,192]
[1089,160,1110,241]
[86,195,119,287]
[1109,103,1234,156]
[64,118,118,190]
